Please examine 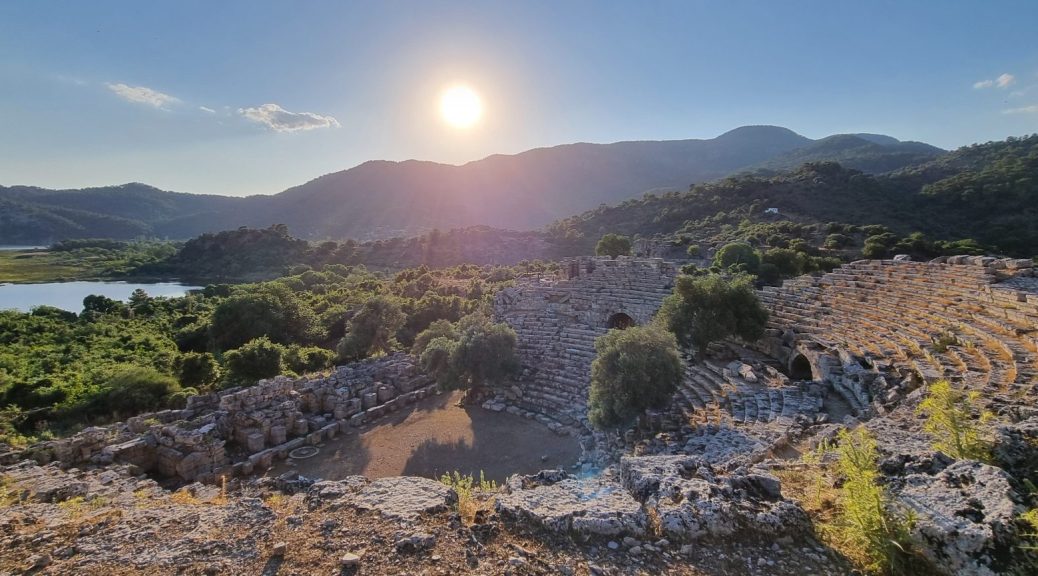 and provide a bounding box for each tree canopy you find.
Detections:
[659,273,769,358]
[588,324,683,430]
[595,233,632,258]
